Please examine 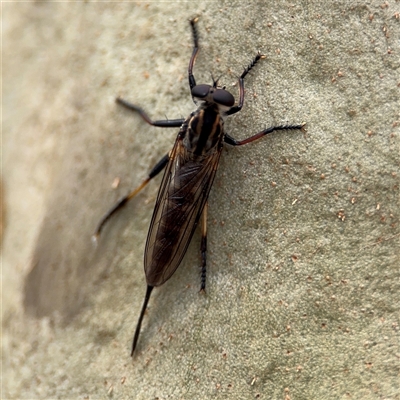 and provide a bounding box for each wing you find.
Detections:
[144,136,222,287]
